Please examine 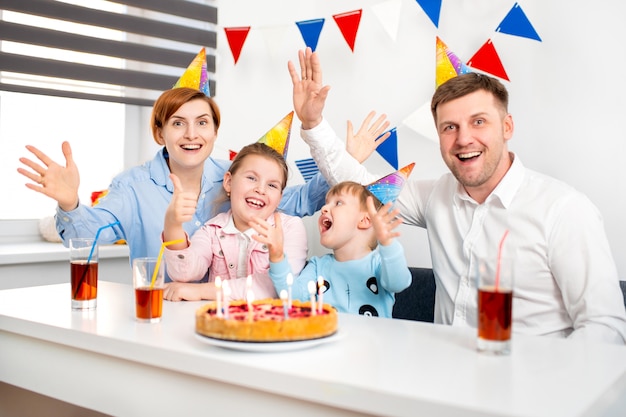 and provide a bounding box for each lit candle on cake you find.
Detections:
[317,276,324,314]
[308,280,317,316]
[215,276,223,318]
[222,280,231,320]
[286,273,293,310]
[246,288,255,322]
[280,289,289,320]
